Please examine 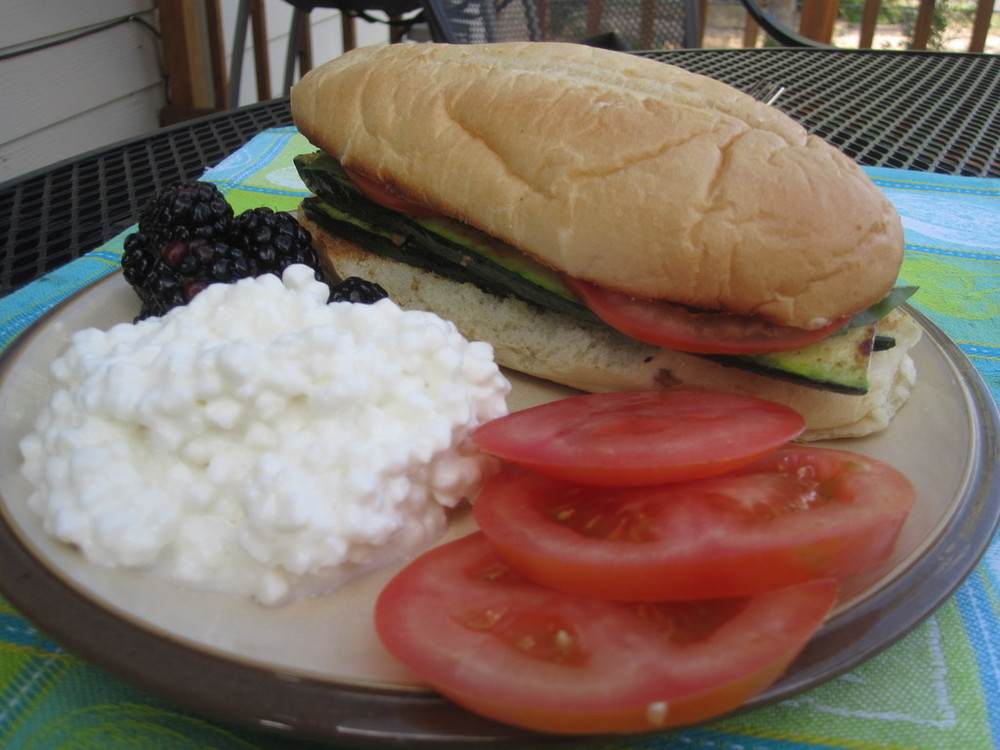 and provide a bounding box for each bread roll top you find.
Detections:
[291,42,904,329]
